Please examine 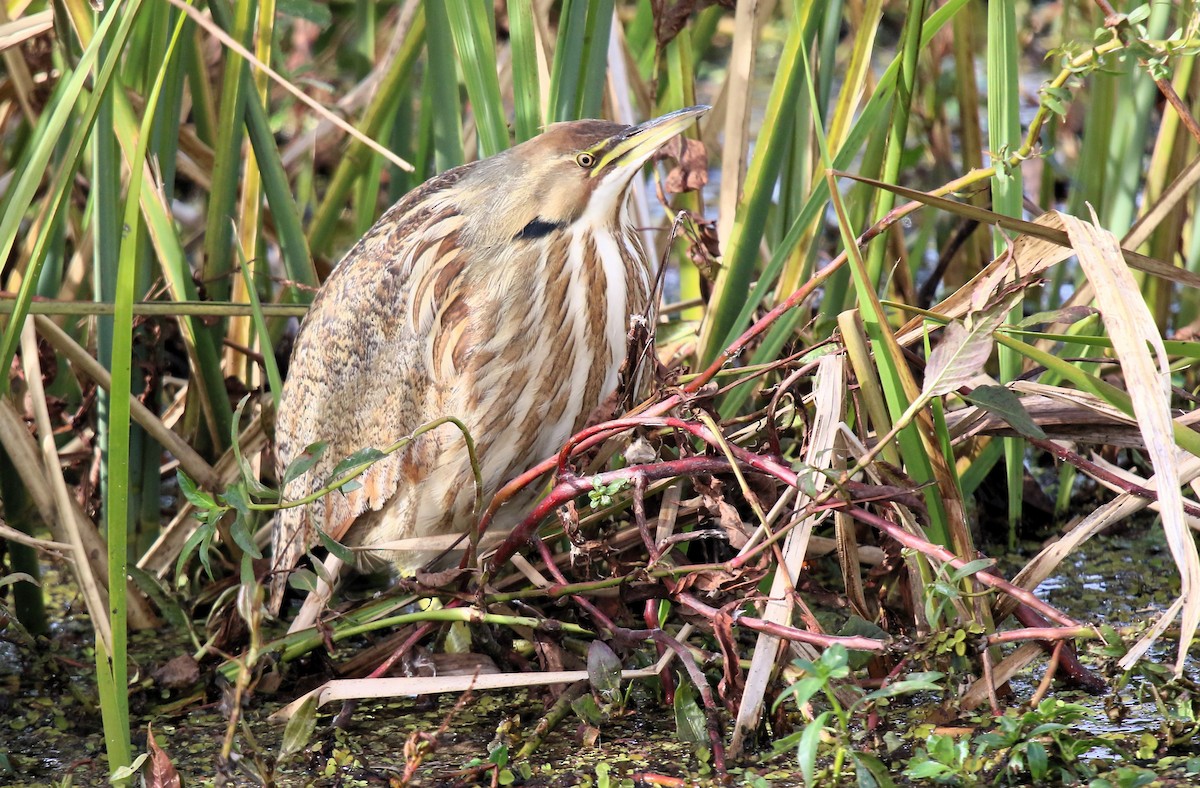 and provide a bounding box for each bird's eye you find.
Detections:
[575,152,596,169]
